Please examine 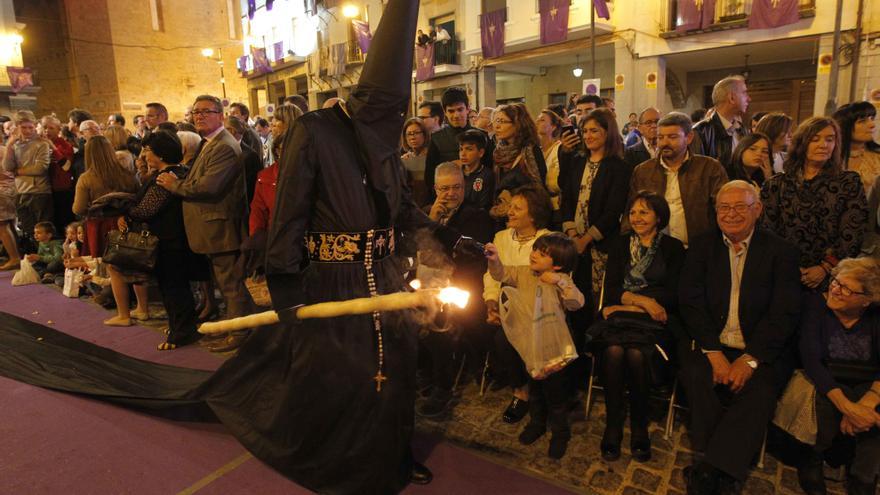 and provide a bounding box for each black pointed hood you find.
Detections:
[345,0,420,194]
